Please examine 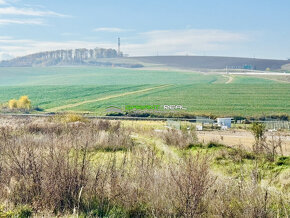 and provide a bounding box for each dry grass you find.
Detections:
[50,113,88,123]
[156,128,198,149]
[0,117,288,217]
